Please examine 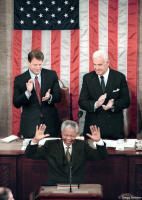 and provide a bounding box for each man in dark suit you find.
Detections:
[13,49,61,138]
[79,50,130,139]
[25,120,107,184]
